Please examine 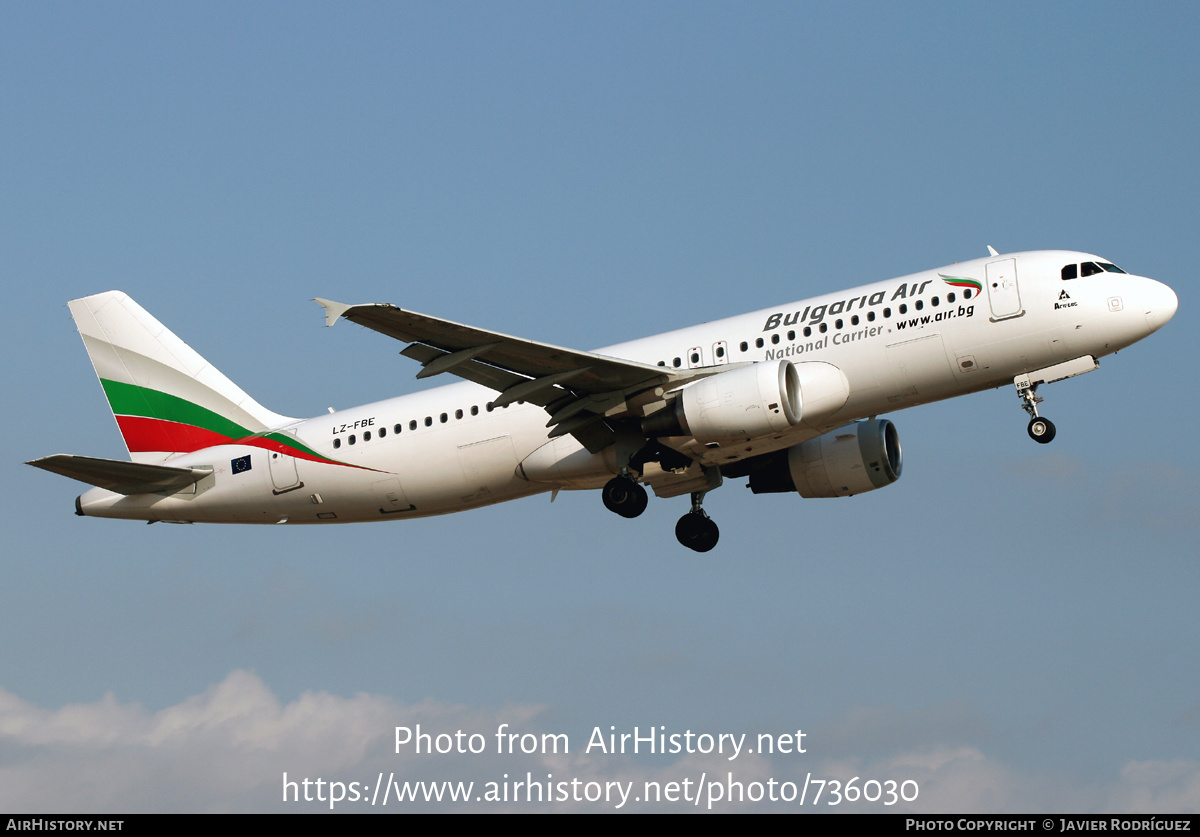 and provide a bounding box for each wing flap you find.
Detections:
[399,344,549,403]
[27,454,211,495]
